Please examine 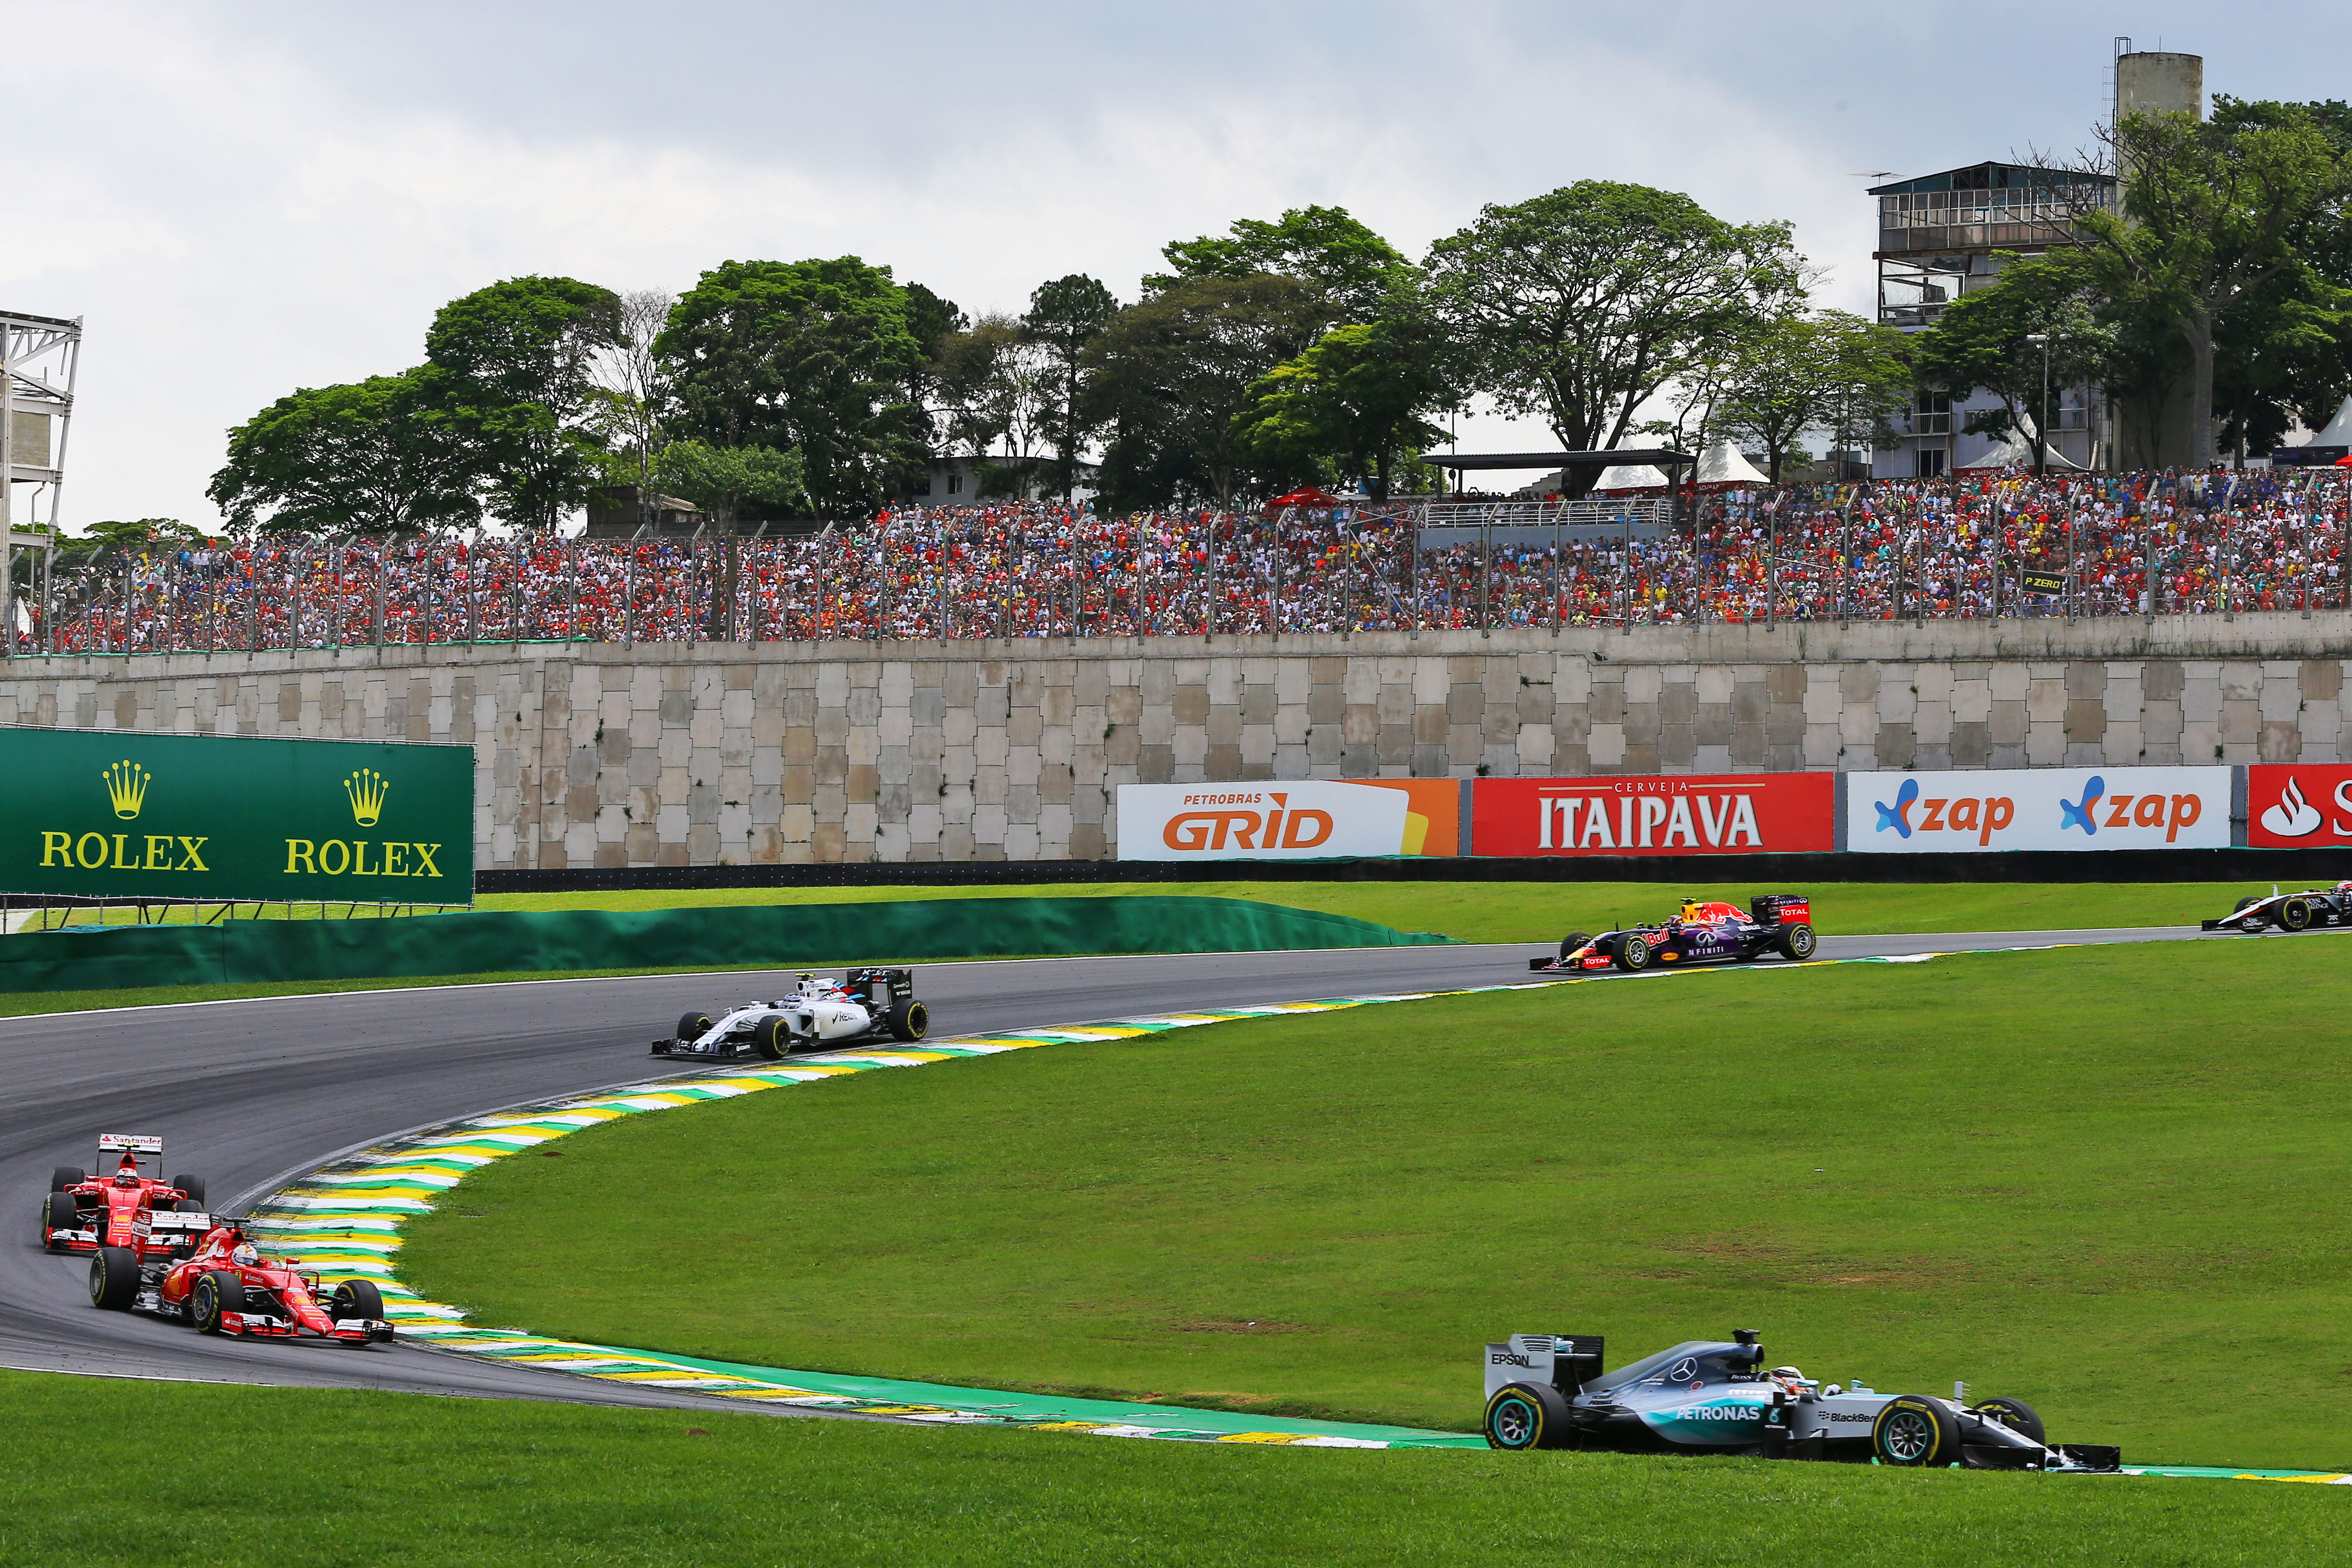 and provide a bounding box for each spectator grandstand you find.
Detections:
[12,467,2350,654]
